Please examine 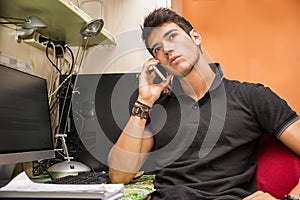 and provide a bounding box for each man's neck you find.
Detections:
[179,61,215,101]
